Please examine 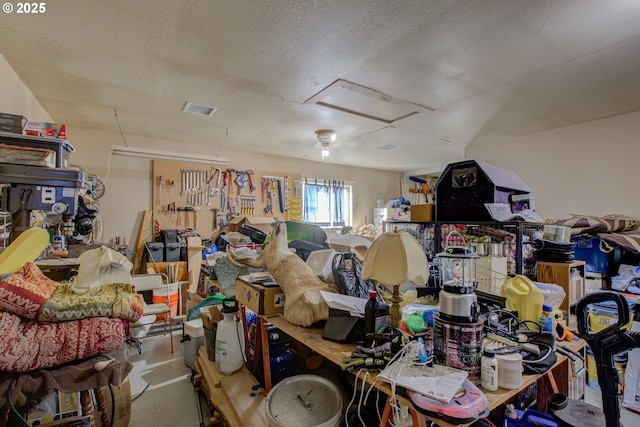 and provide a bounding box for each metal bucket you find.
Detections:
[265,374,342,427]
[433,314,484,384]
